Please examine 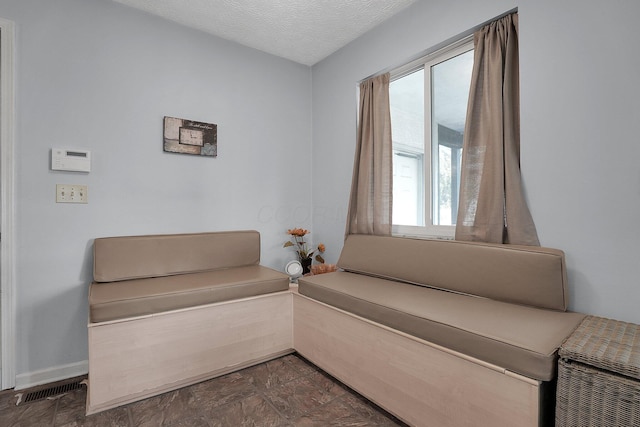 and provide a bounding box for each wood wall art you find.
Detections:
[163,116,217,157]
